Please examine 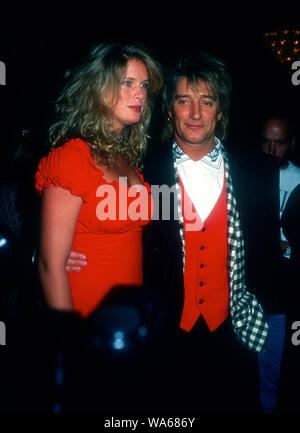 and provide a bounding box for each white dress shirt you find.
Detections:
[174,138,224,224]
[279,160,300,258]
